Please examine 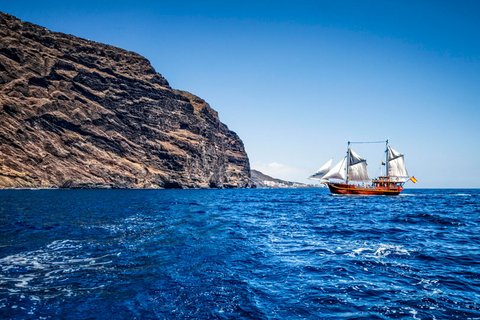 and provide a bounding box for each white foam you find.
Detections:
[46,239,82,251]
[346,243,411,258]
[0,239,114,299]
[407,307,420,320]
[351,247,369,256]
[13,276,33,288]
[374,244,410,258]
